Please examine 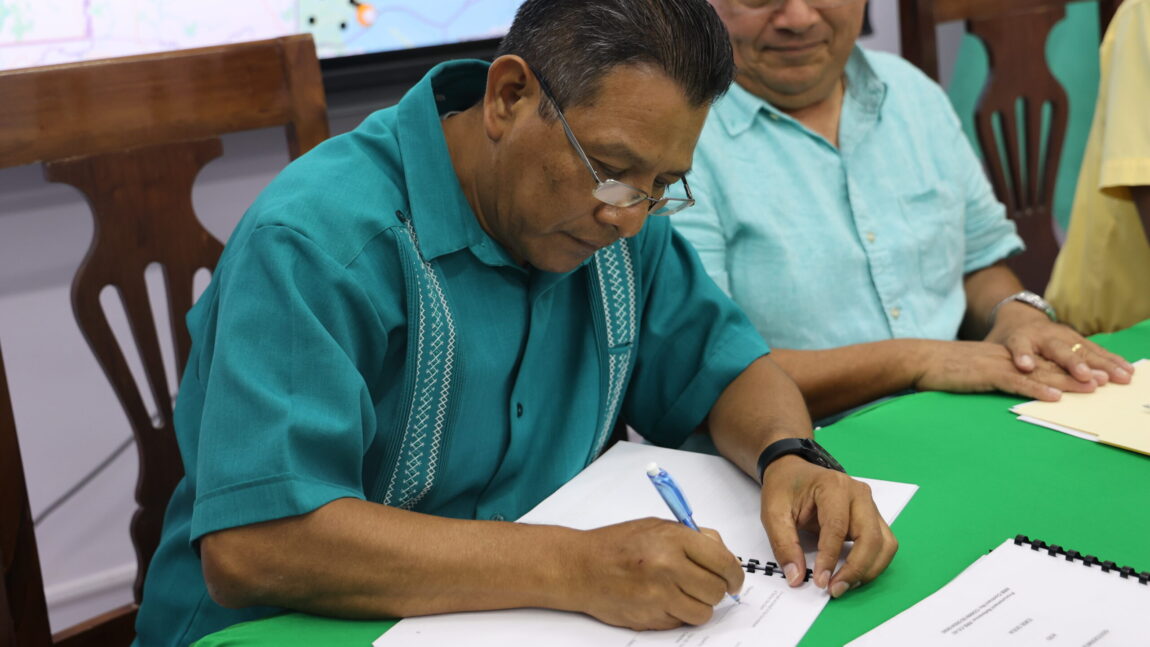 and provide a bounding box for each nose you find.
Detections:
[595,202,648,239]
[771,0,821,31]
